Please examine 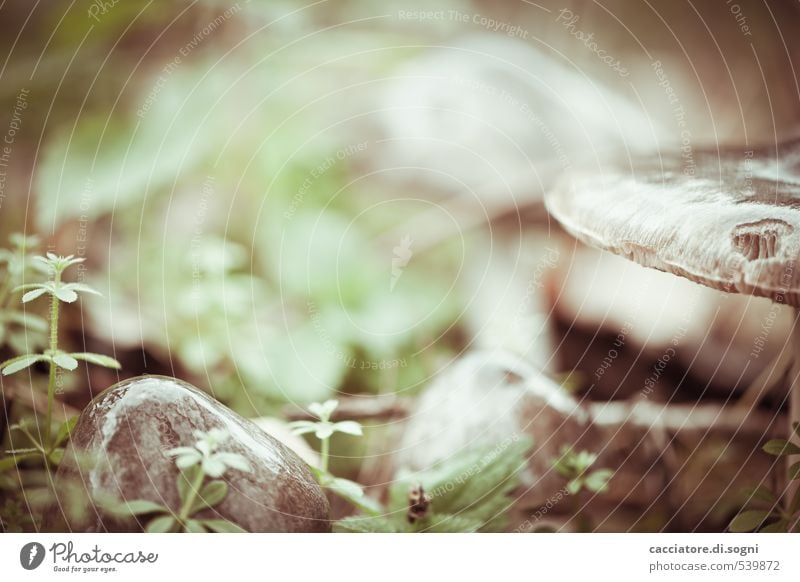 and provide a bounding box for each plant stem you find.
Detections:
[178,469,206,528]
[44,271,61,451]
[320,437,330,474]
